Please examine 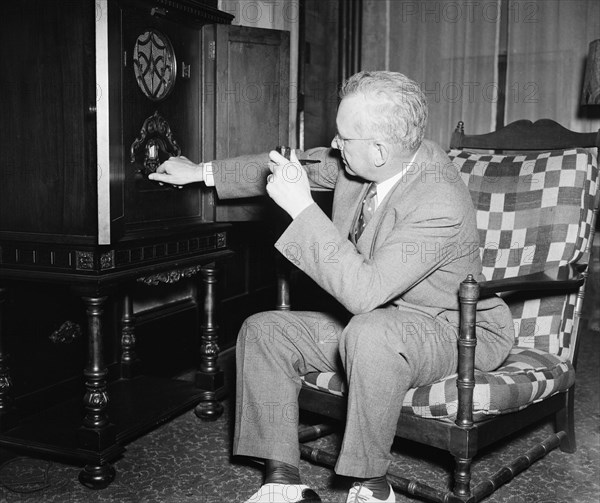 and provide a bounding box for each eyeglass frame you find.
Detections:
[333,133,377,151]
